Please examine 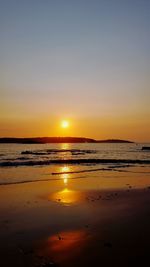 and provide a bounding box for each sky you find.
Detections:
[0,0,150,141]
